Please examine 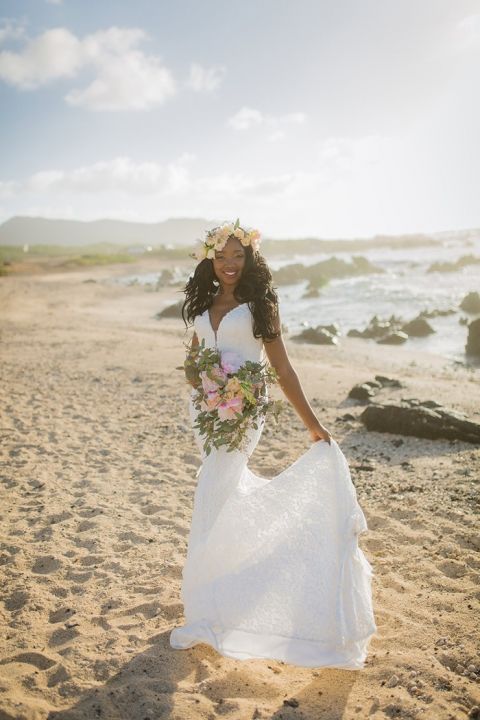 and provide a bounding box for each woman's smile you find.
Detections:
[212,236,246,286]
